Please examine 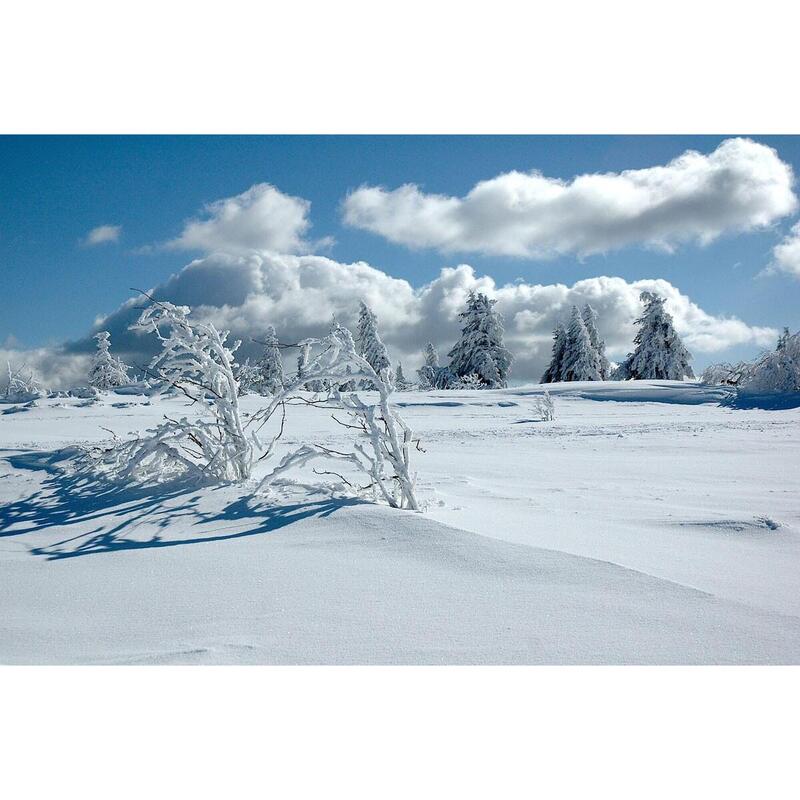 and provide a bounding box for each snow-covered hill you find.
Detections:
[2,381,799,663]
